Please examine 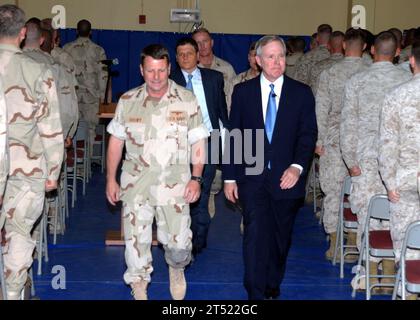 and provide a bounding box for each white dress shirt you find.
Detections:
[225,74,303,183]
[182,68,213,133]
